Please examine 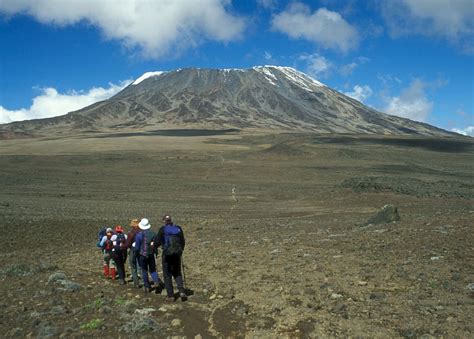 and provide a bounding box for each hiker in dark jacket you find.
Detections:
[125,218,141,288]
[134,218,165,293]
[111,225,128,285]
[155,215,187,301]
